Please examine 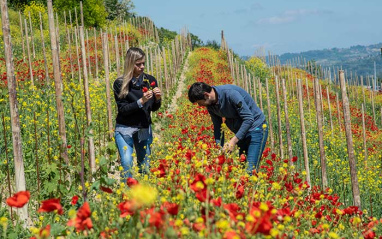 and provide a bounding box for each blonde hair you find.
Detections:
[118,47,146,99]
